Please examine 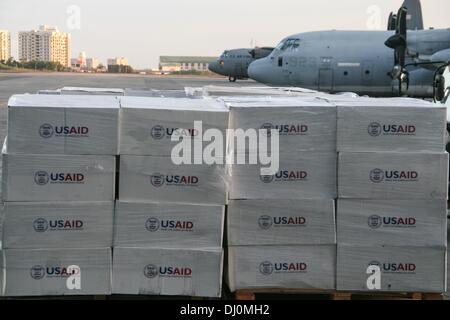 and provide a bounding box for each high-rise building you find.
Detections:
[86,58,100,70]
[107,57,129,66]
[19,25,71,67]
[0,30,11,61]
